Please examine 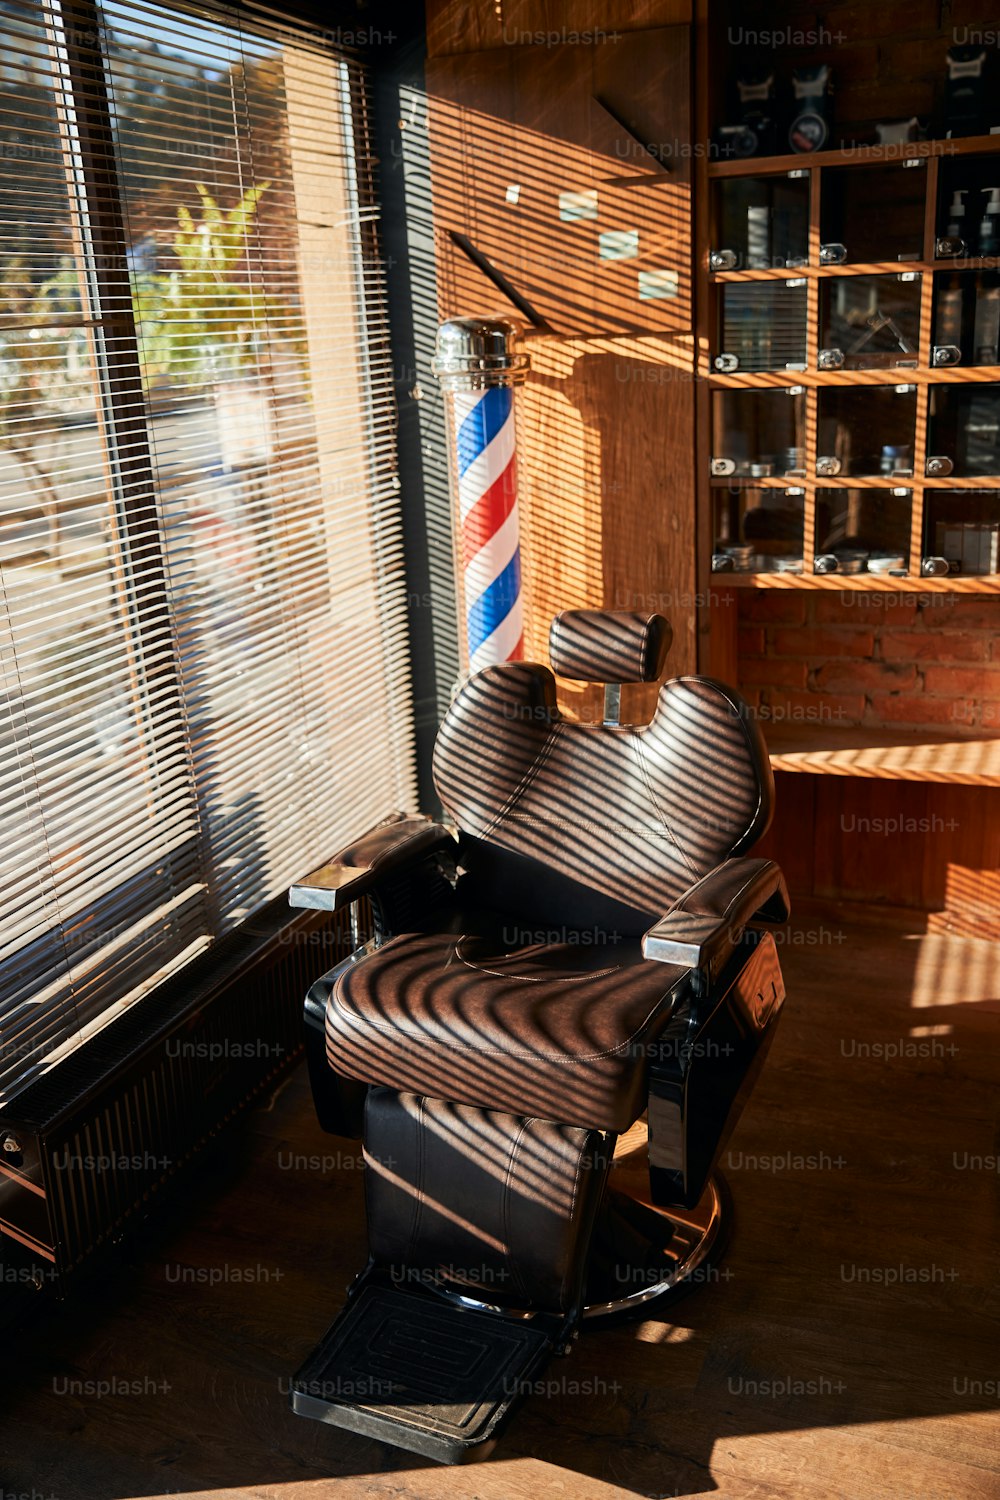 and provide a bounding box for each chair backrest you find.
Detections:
[432,611,774,932]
